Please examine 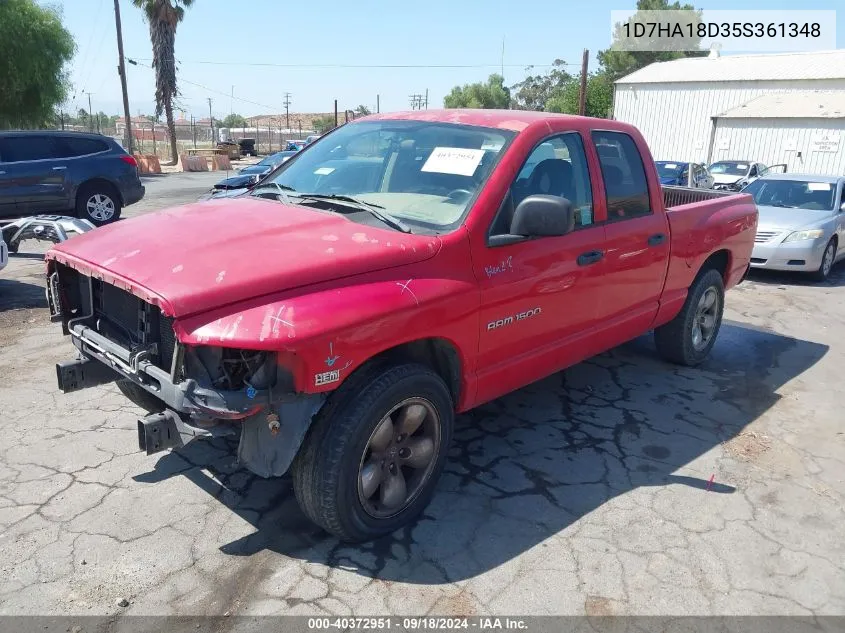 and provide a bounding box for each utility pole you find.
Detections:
[334,100,338,128]
[283,92,292,130]
[376,94,380,113]
[113,0,133,153]
[85,92,94,131]
[207,97,214,143]
[424,89,429,110]
[230,85,234,118]
[578,49,589,116]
